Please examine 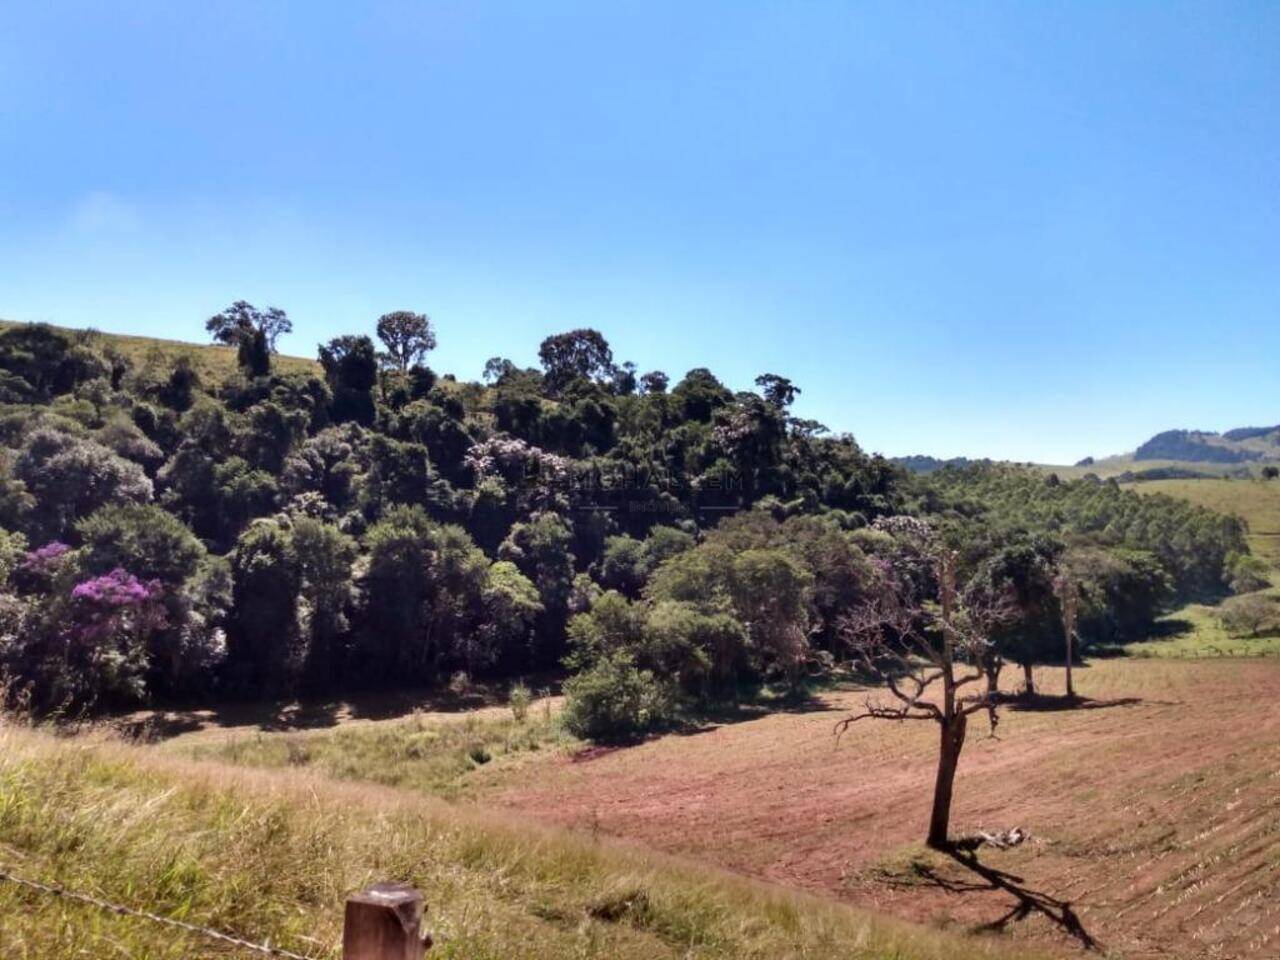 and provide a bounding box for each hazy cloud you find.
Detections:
[68,191,142,234]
